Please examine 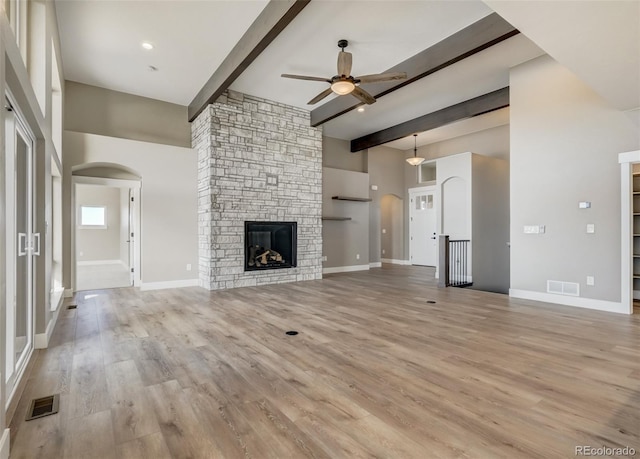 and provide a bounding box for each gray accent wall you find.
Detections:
[65,81,191,148]
[368,145,406,263]
[510,55,640,302]
[323,136,367,172]
[193,90,322,290]
[322,167,370,269]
